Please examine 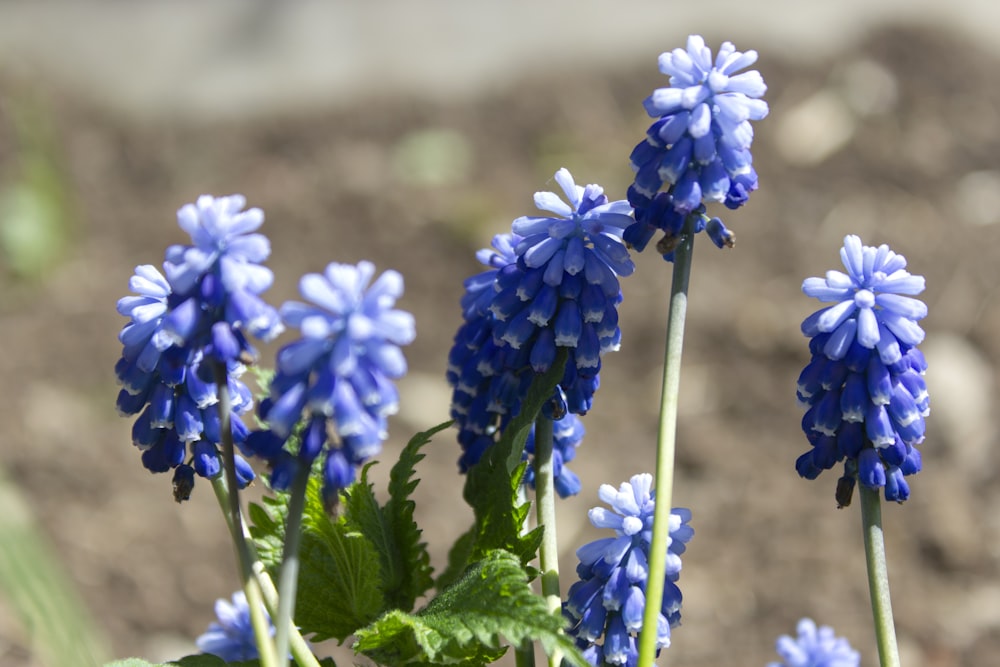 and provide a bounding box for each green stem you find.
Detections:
[637,223,696,667]
[533,414,562,667]
[211,475,321,667]
[275,463,311,667]
[210,361,279,667]
[860,485,901,667]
